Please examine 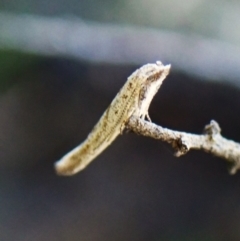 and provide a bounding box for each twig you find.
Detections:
[54,61,240,176]
[127,116,240,175]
